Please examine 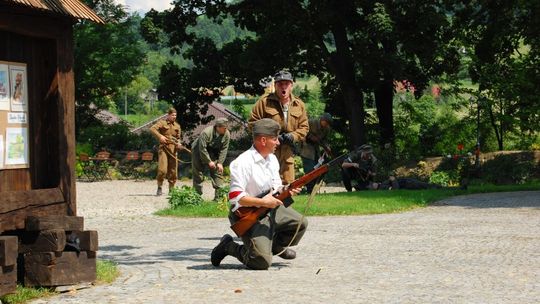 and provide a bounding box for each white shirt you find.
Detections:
[228,146,282,212]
